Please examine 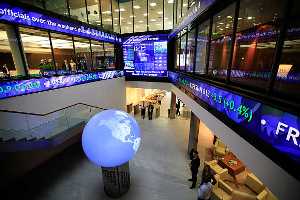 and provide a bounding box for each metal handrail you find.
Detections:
[0,103,106,116]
